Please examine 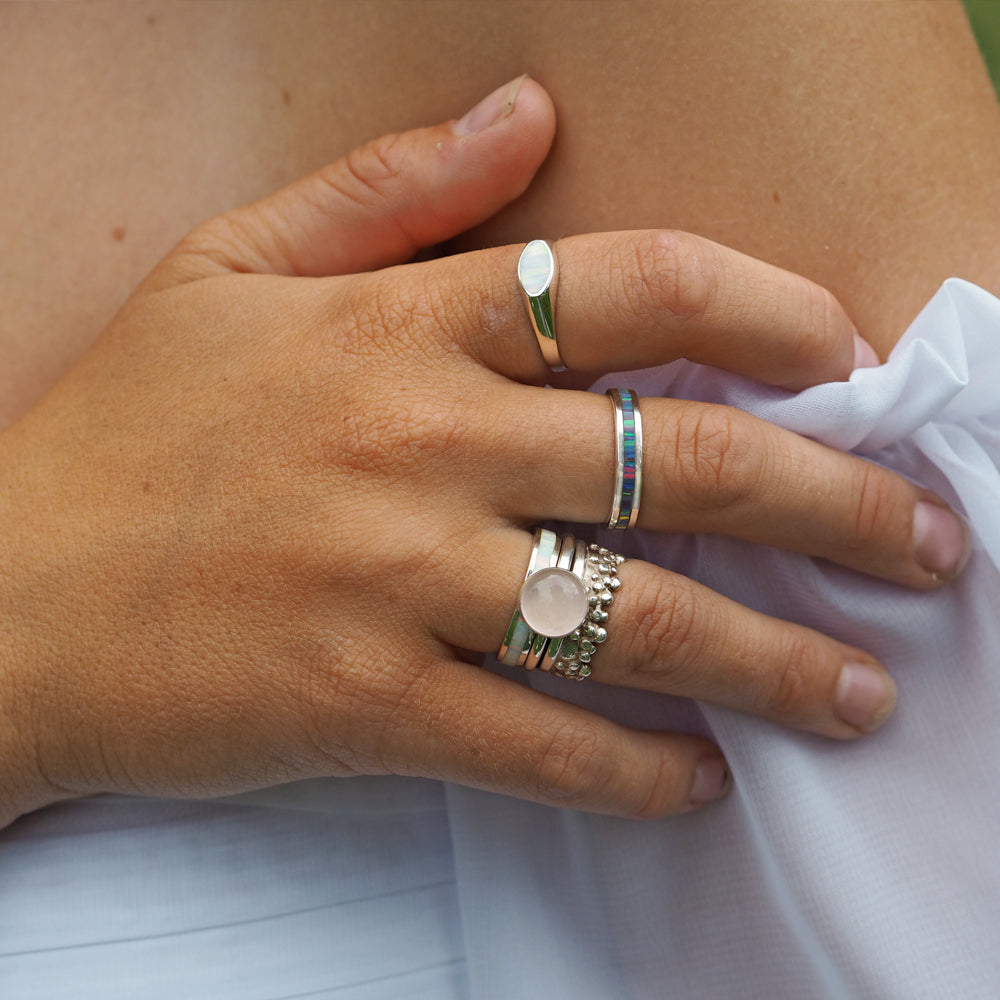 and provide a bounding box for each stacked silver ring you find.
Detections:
[499,529,624,682]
